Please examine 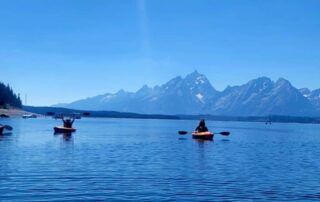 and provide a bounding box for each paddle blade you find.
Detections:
[4,125,13,131]
[178,131,188,135]
[219,131,230,136]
